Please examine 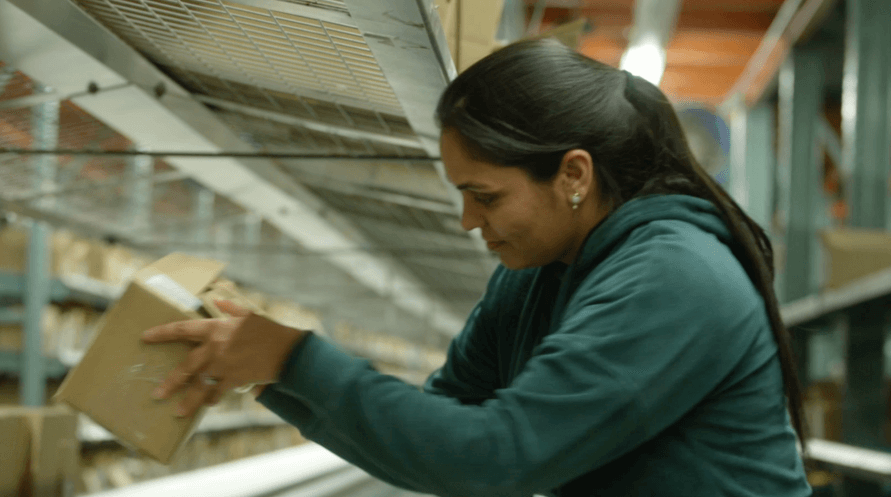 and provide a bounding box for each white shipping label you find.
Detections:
[144,274,203,311]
